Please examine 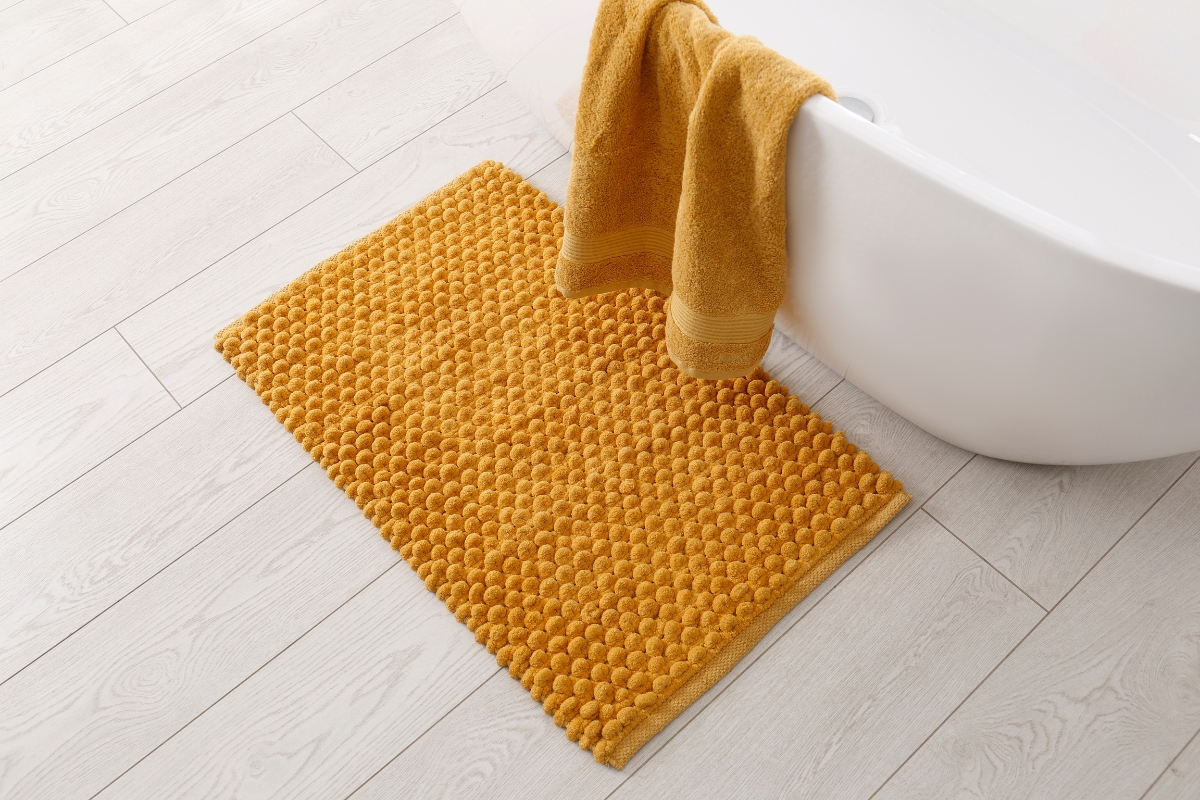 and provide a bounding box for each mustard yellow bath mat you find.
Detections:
[216,161,909,768]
